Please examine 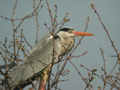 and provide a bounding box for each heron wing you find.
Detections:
[8,34,55,88]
